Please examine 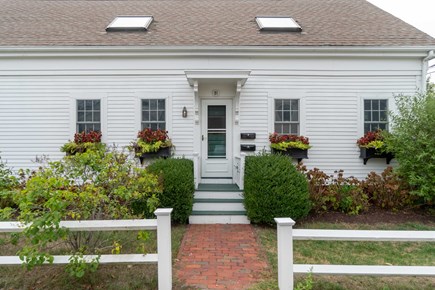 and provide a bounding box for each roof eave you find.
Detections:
[0,45,434,58]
